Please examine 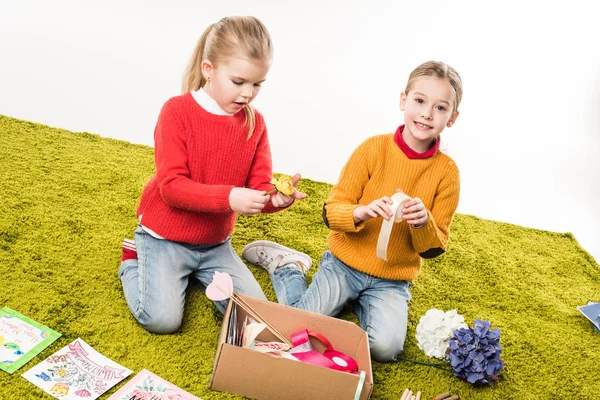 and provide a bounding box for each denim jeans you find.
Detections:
[271,250,412,362]
[119,225,266,334]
